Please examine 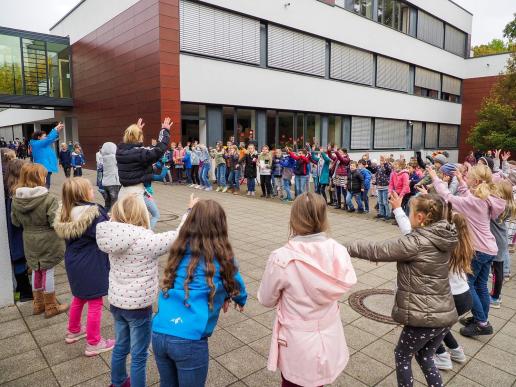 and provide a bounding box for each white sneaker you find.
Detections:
[216,187,222,192]
[247,192,251,196]
[448,346,466,363]
[251,192,256,196]
[433,352,453,370]
[188,184,194,188]
[205,187,212,191]
[222,187,228,193]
